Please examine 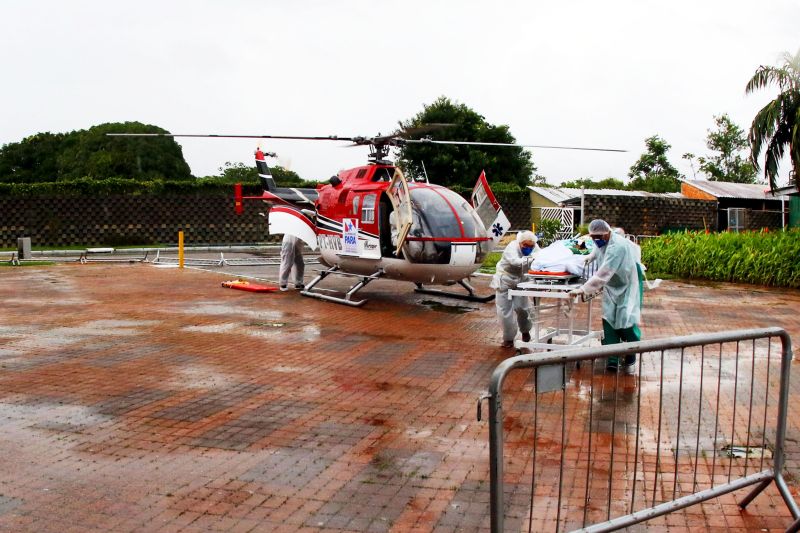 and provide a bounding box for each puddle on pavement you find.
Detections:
[721,444,772,459]
[1,320,158,354]
[182,323,239,334]
[419,299,477,314]
[173,303,285,320]
[271,365,311,373]
[168,364,237,390]
[1,401,112,434]
[299,325,320,341]
[246,323,320,341]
